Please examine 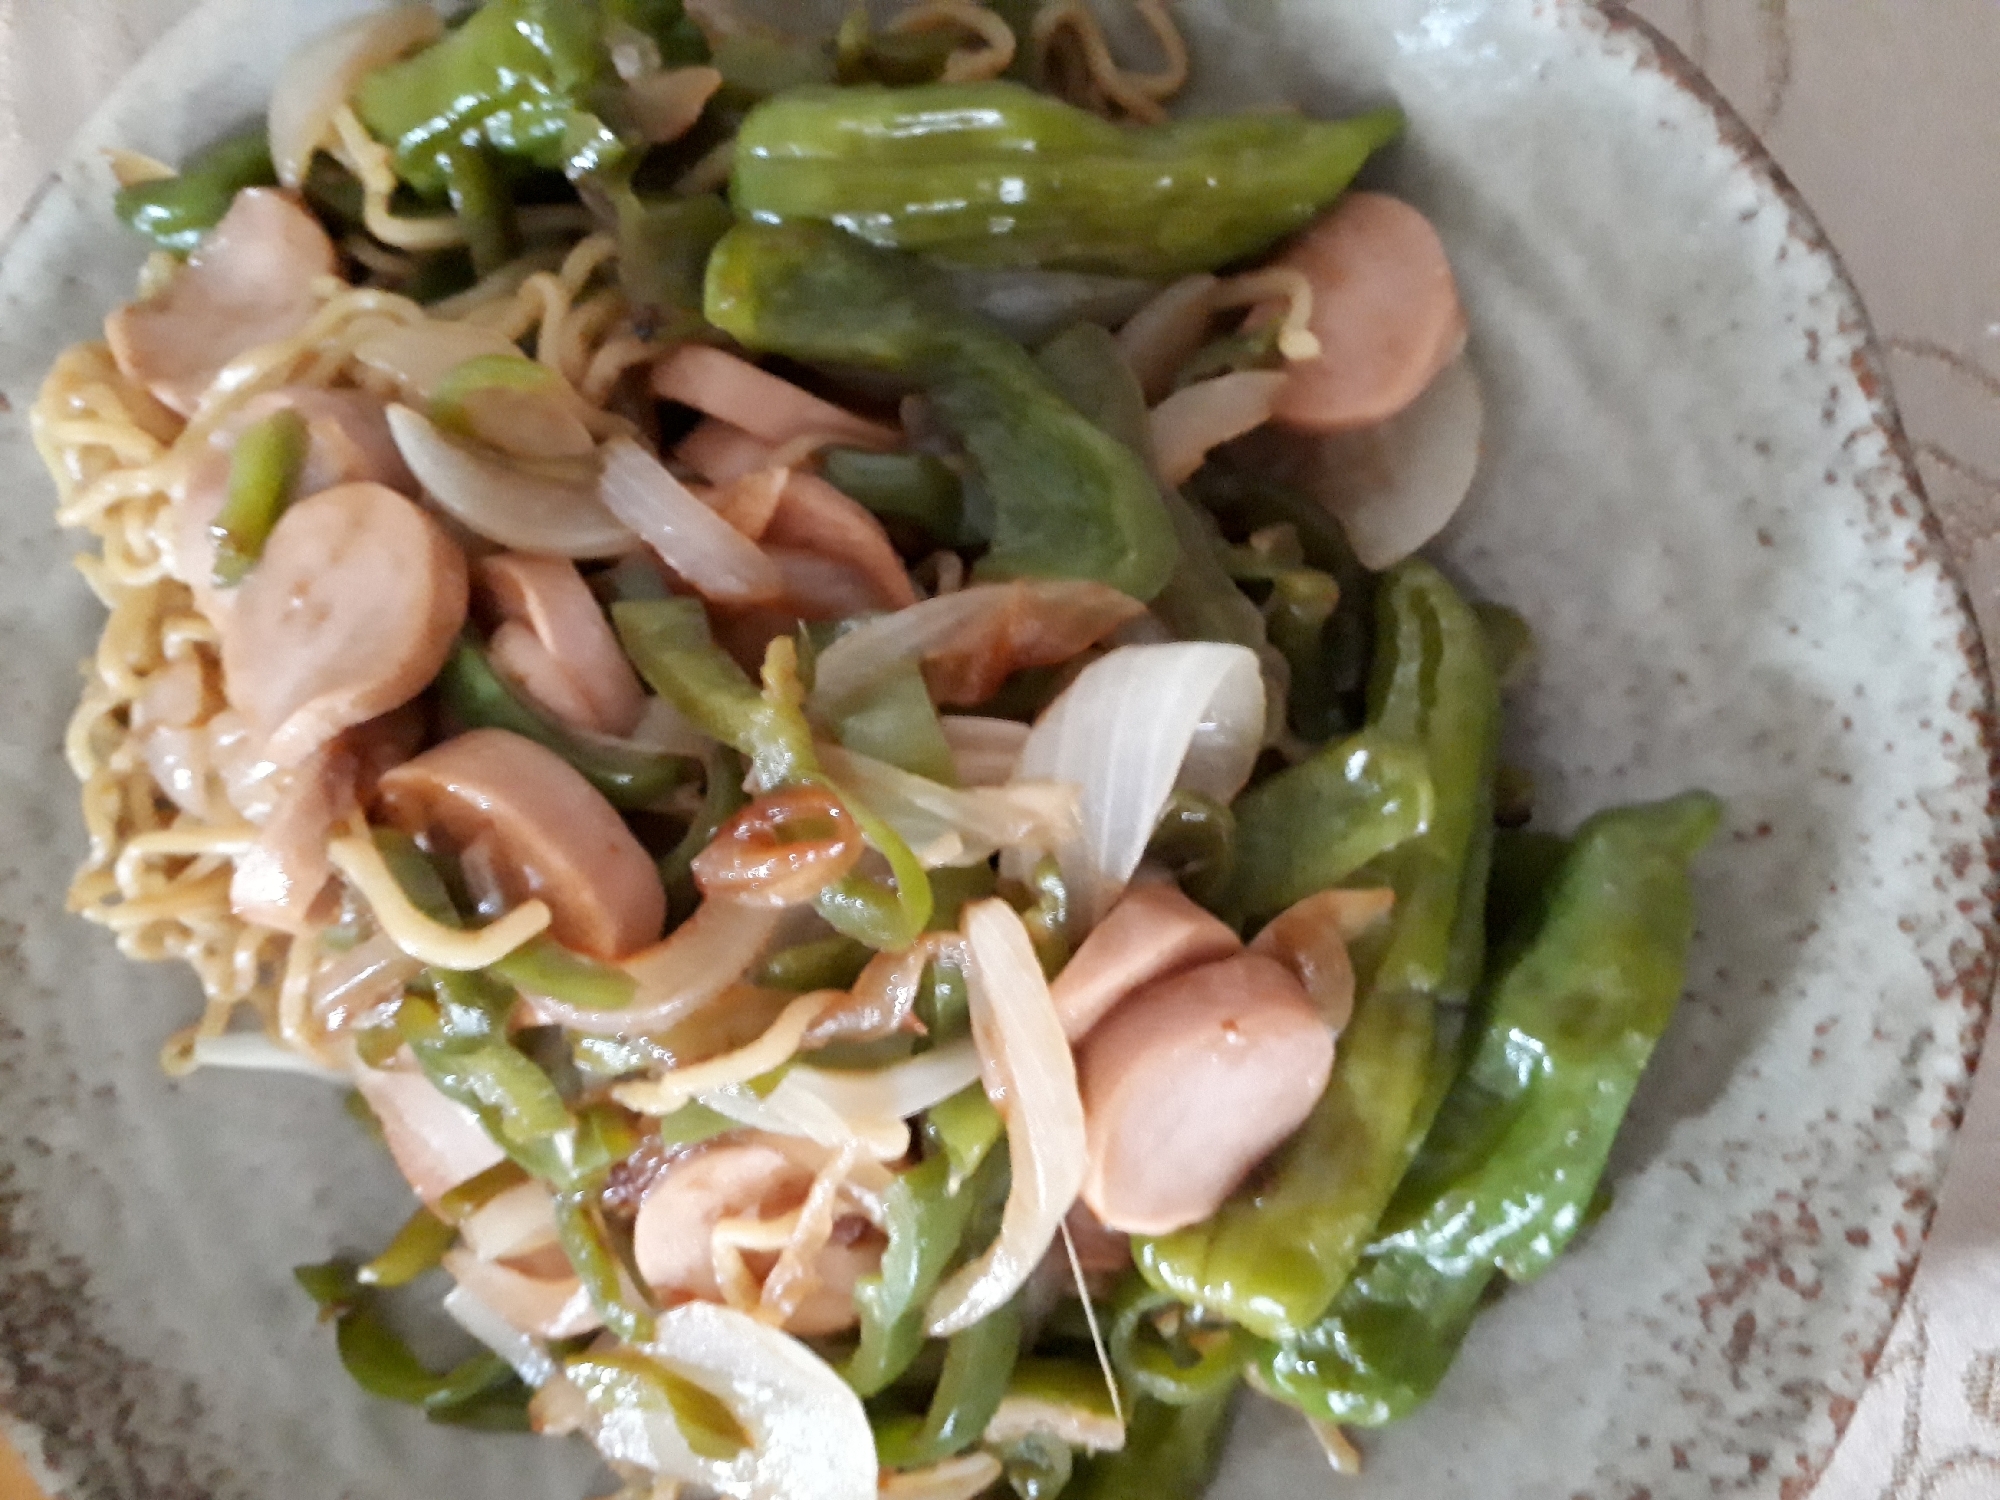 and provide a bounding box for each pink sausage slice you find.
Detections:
[1078,951,1333,1235]
[374,727,666,960]
[1268,192,1467,434]
[653,345,899,451]
[220,481,468,766]
[1050,881,1241,1041]
[478,553,647,736]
